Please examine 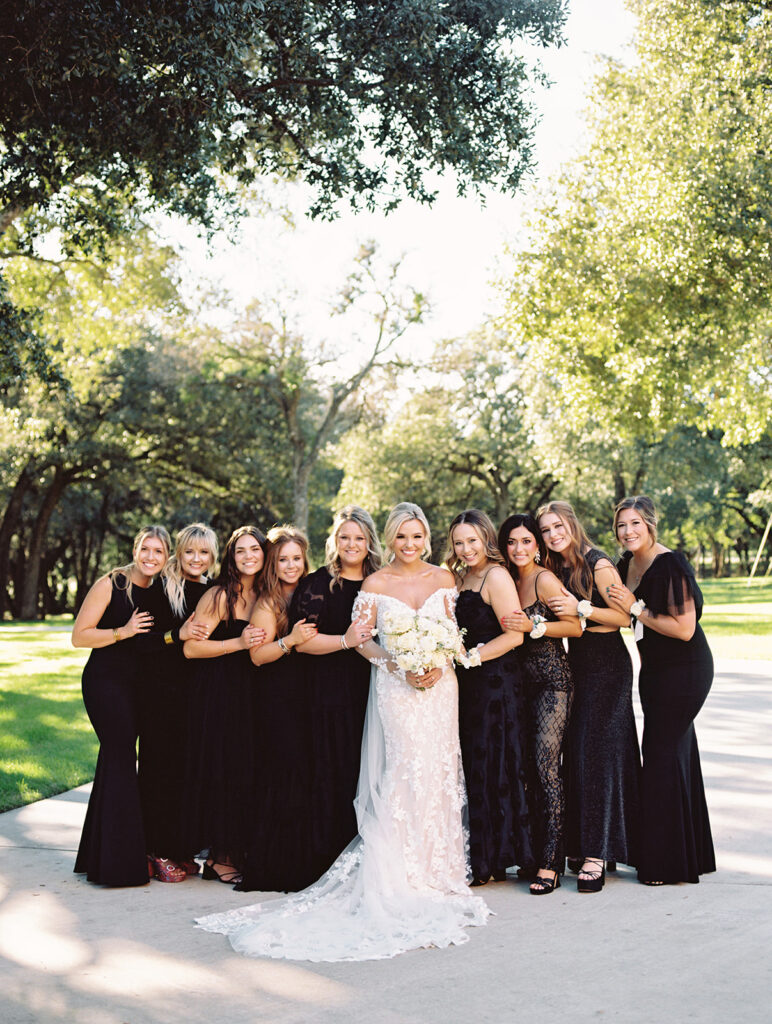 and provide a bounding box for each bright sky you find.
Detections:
[172,0,636,352]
